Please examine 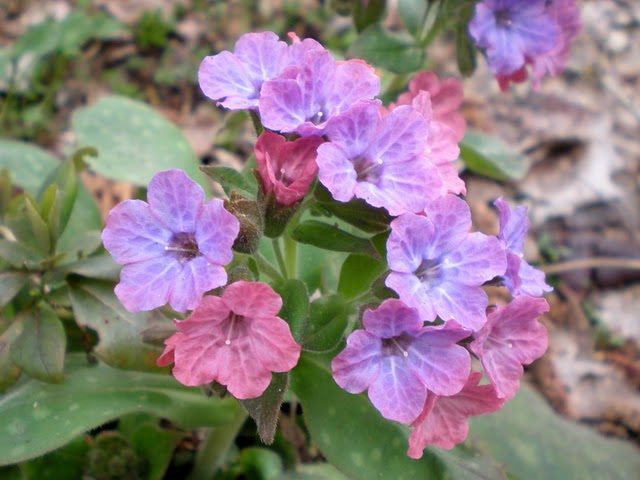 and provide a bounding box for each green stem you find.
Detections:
[417,1,443,49]
[188,404,248,480]
[284,233,298,279]
[272,238,288,278]
[255,252,284,284]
